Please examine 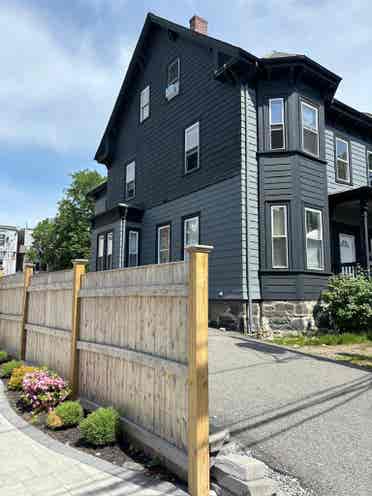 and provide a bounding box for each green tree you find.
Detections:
[29,170,104,271]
